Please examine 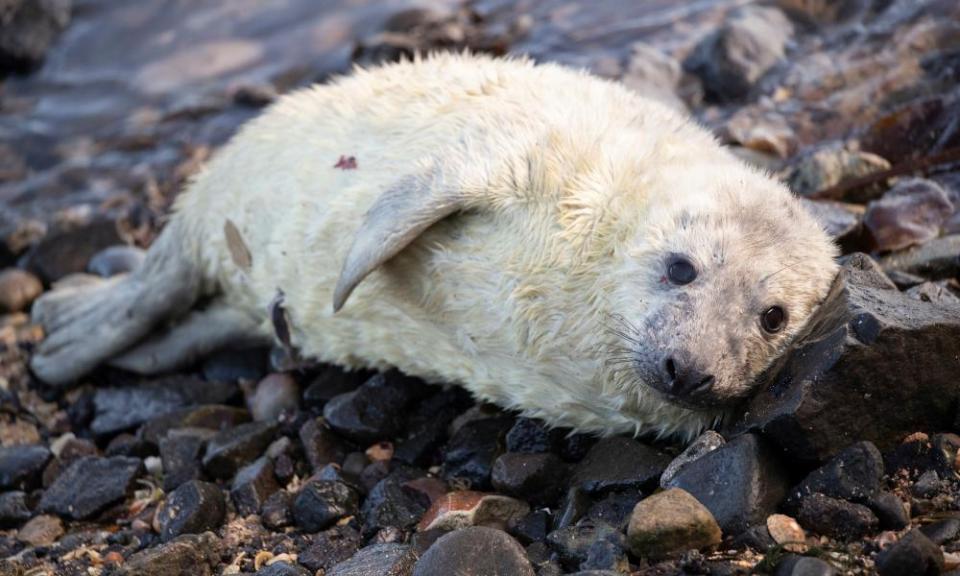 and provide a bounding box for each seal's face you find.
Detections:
[608,167,839,411]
